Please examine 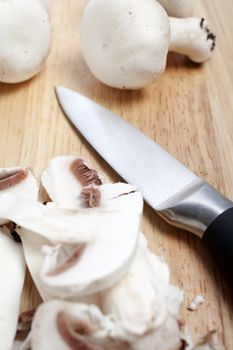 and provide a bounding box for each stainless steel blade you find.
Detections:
[56,86,233,237]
